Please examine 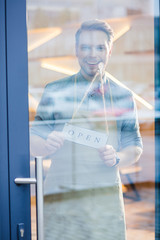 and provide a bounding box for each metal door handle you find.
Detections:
[14,178,36,184]
[14,156,44,240]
